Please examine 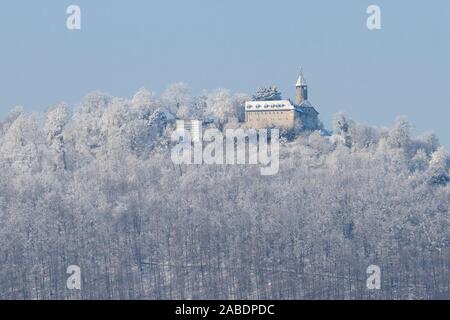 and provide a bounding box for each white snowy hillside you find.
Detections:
[0,85,449,300]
